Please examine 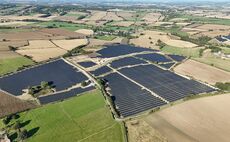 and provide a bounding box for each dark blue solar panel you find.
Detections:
[110,57,147,68]
[159,63,175,69]
[135,53,172,63]
[223,35,230,40]
[39,86,95,104]
[168,54,186,62]
[216,37,227,42]
[103,73,166,117]
[97,44,157,58]
[0,59,88,96]
[78,61,97,68]
[118,64,215,102]
[90,66,112,76]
